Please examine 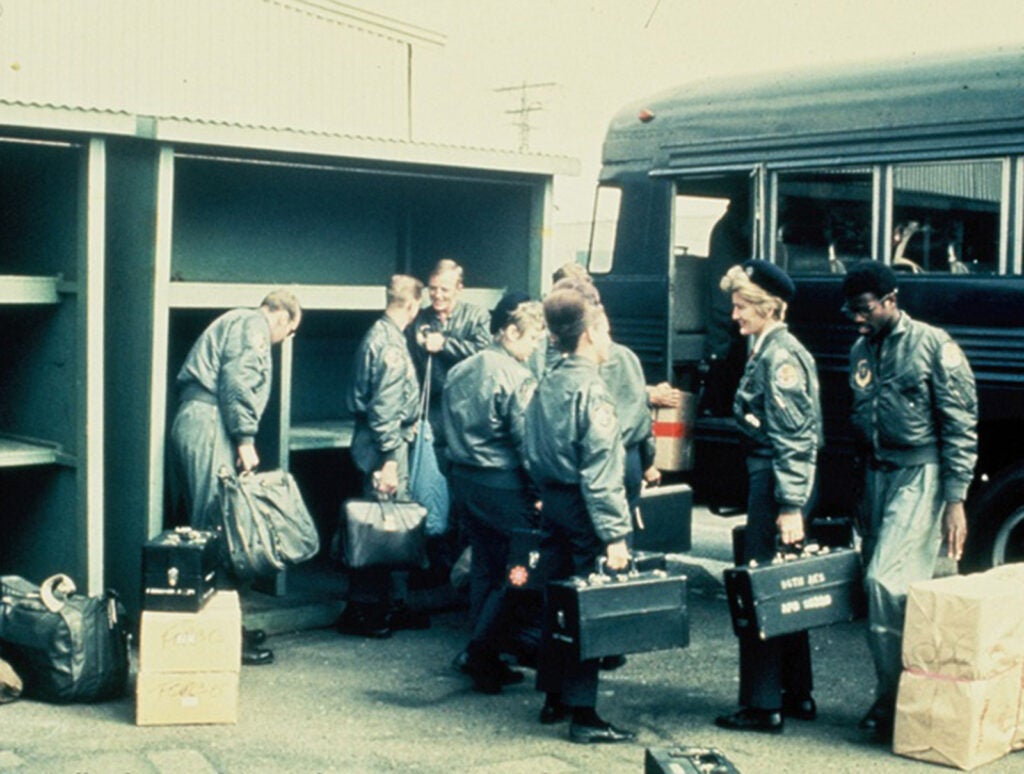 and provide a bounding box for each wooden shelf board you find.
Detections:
[0,436,60,468]
[289,419,355,451]
[0,275,60,305]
